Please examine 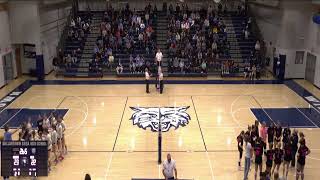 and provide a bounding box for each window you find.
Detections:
[295,51,304,64]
